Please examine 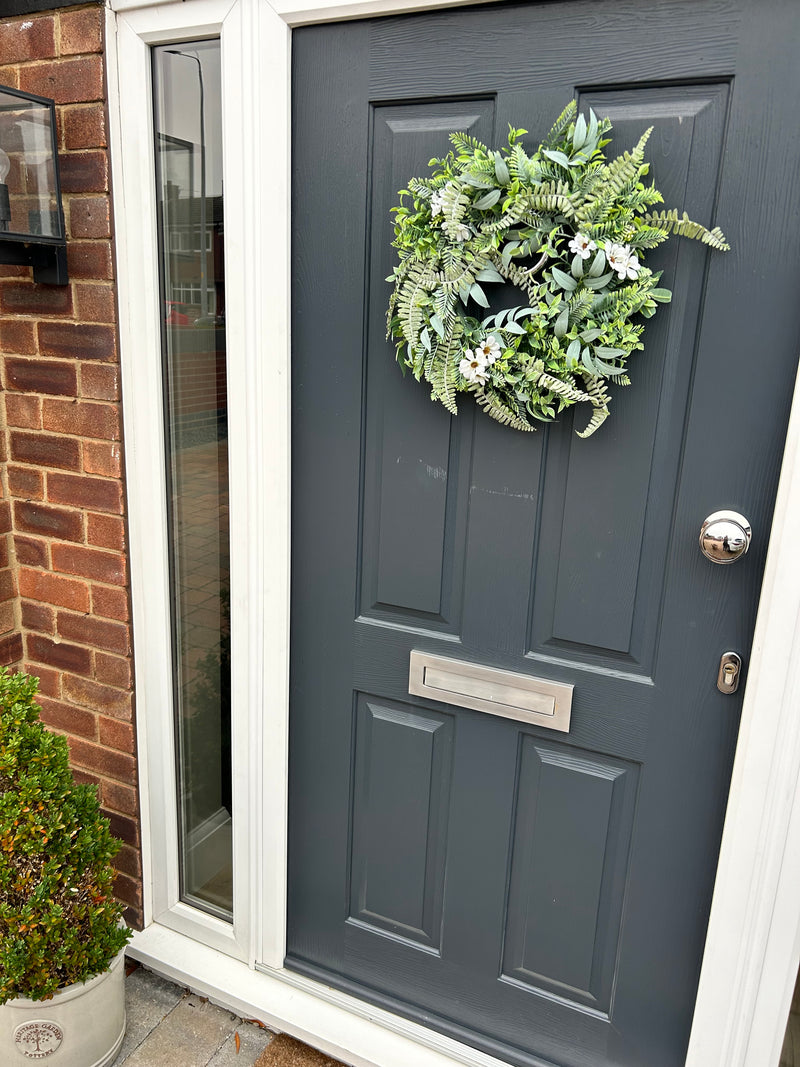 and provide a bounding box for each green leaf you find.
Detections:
[542,149,571,169]
[504,321,527,335]
[566,338,581,366]
[494,154,510,185]
[572,114,587,150]
[571,253,584,280]
[587,249,606,278]
[592,355,627,376]
[649,287,672,303]
[420,326,432,351]
[587,109,598,146]
[430,313,445,338]
[580,327,602,342]
[583,272,613,290]
[462,175,495,189]
[596,346,625,359]
[469,282,489,308]
[473,189,502,210]
[475,265,505,283]
[581,346,599,374]
[554,307,569,338]
[551,267,578,292]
